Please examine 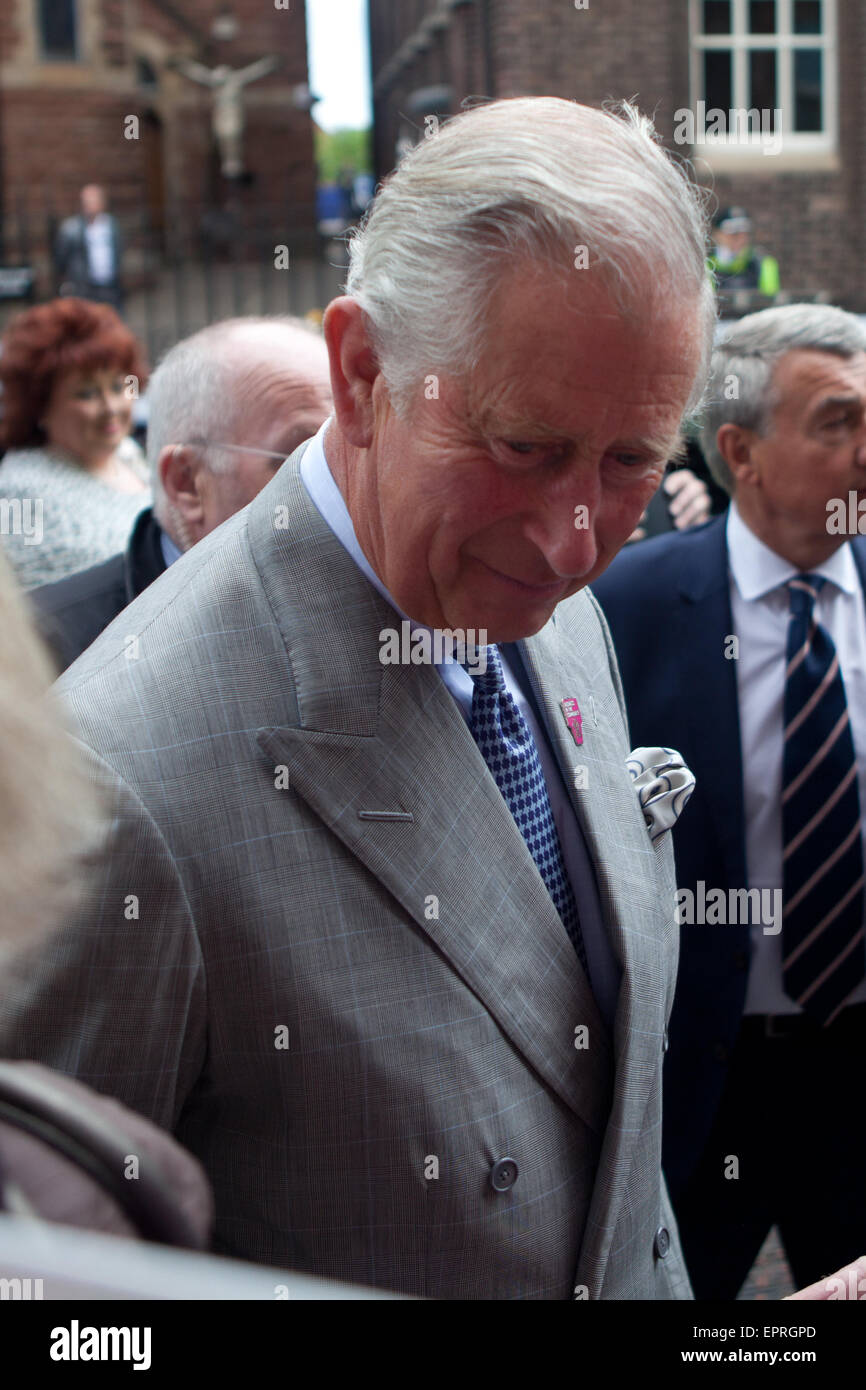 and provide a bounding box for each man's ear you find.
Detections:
[323,297,381,448]
[716,422,761,491]
[158,444,205,539]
